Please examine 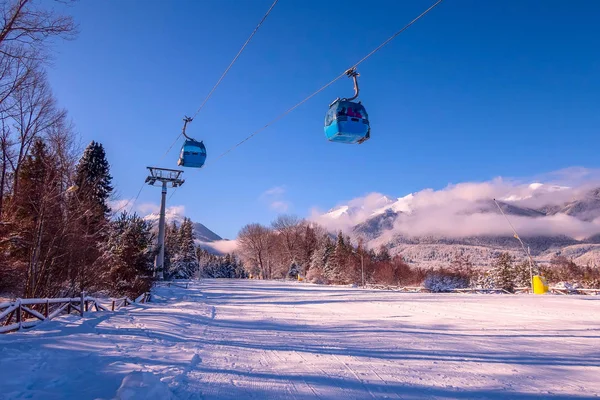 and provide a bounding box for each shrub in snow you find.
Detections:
[423,272,469,293]
[555,281,580,293]
[306,266,327,284]
[288,262,300,279]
